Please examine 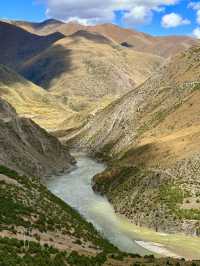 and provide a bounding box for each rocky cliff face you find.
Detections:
[0,98,75,177]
